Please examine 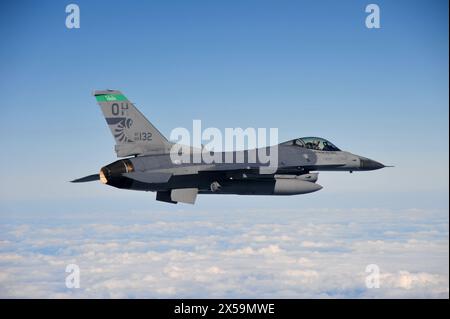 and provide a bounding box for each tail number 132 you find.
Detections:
[135,132,152,141]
